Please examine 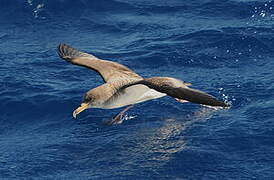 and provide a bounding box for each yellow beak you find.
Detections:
[73,103,89,118]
